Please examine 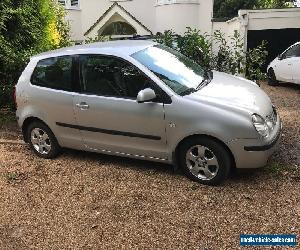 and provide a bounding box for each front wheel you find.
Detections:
[179,137,231,185]
[267,68,278,86]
